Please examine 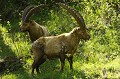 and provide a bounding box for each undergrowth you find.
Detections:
[0,0,120,79]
